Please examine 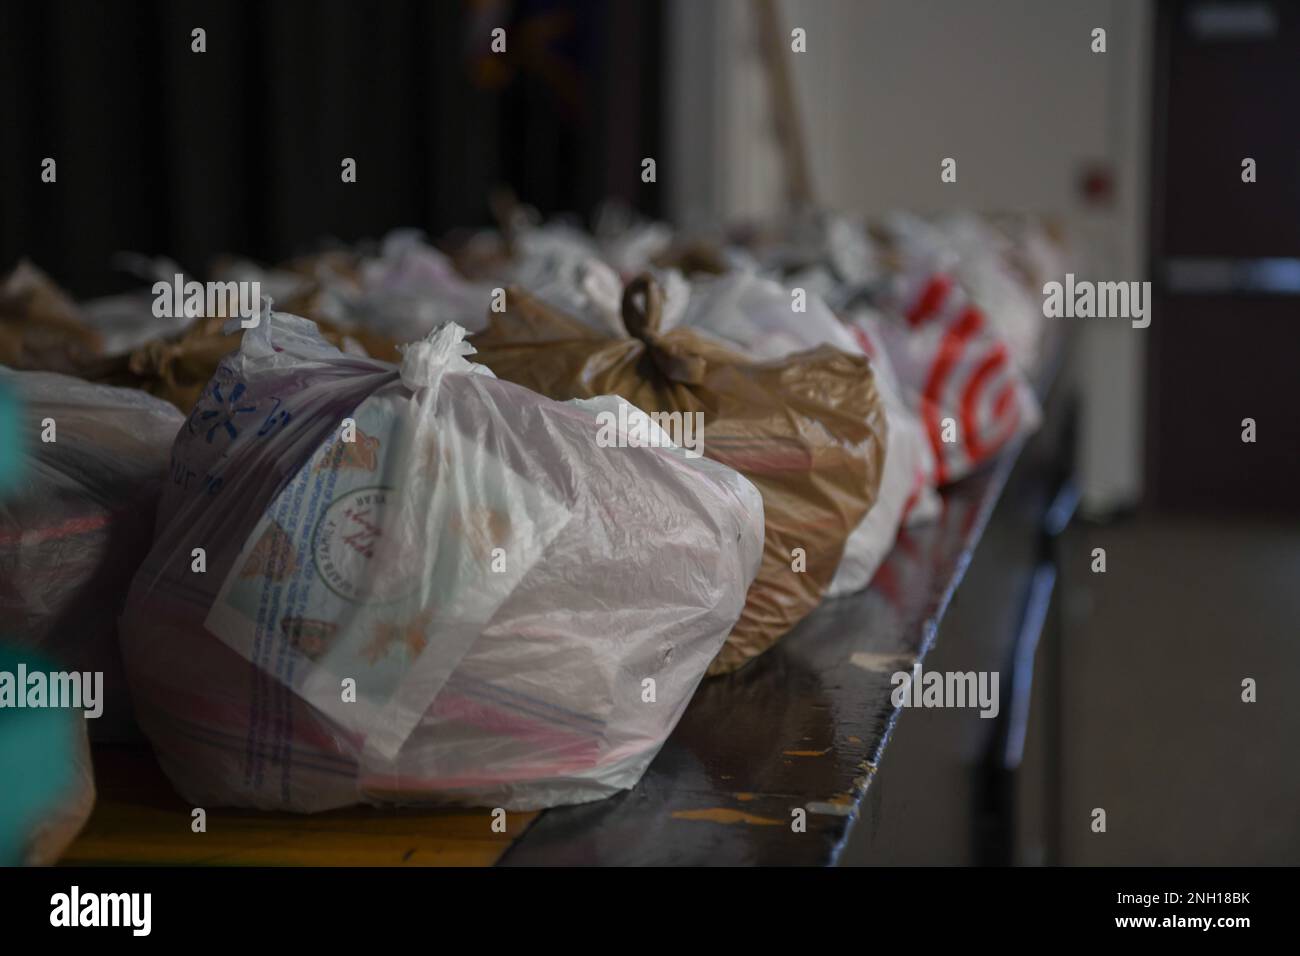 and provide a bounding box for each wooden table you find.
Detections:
[65,745,536,866]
